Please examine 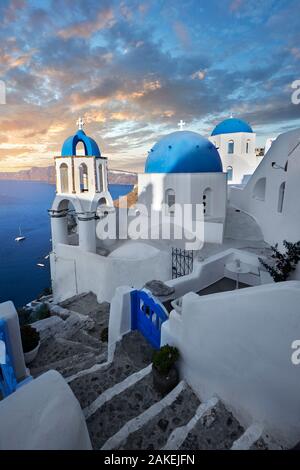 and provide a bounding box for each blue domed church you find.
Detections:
[209,117,261,184]
[138,130,227,244]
